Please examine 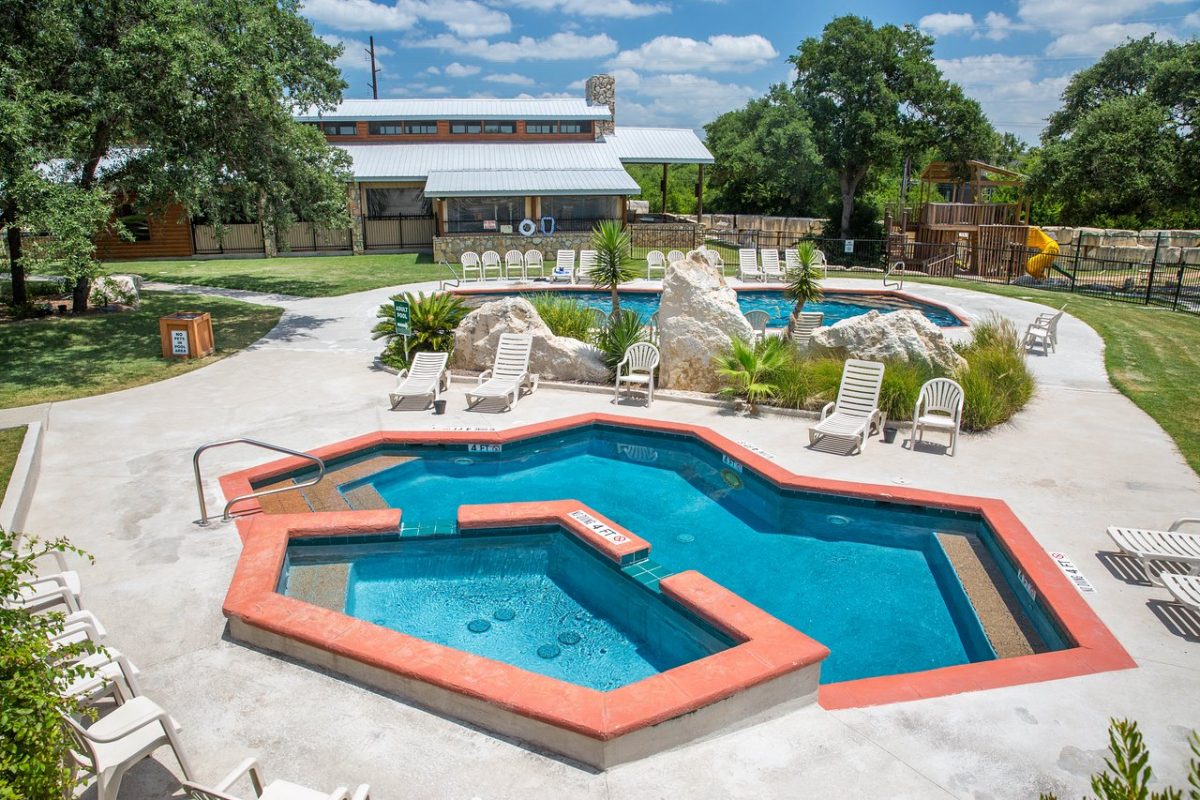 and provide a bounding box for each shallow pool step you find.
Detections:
[937,532,1042,658]
[344,484,388,510]
[300,455,414,512]
[285,563,349,612]
[255,482,313,514]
